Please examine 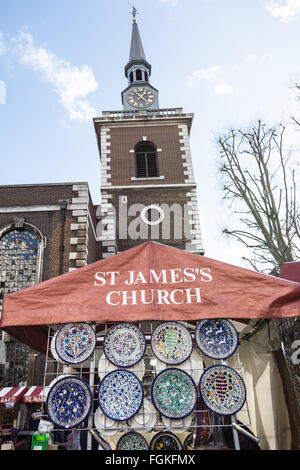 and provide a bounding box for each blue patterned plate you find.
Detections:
[150,431,182,450]
[151,321,193,365]
[195,319,238,359]
[103,323,146,368]
[98,370,144,422]
[151,368,197,419]
[55,323,96,364]
[116,432,149,450]
[46,375,92,429]
[199,364,246,416]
